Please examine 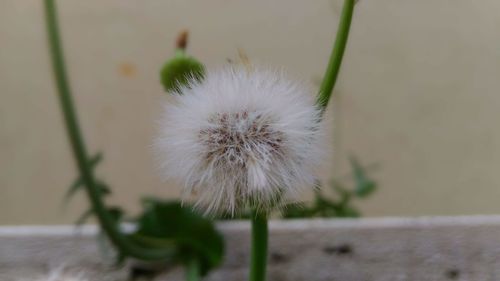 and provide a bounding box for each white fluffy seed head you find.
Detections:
[155,65,325,215]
